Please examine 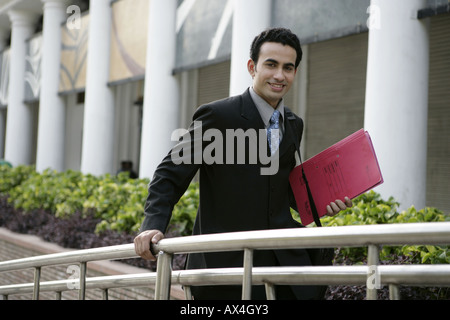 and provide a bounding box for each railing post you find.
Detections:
[154,251,173,300]
[264,283,276,300]
[184,286,193,300]
[33,266,41,300]
[102,288,109,300]
[367,244,380,300]
[78,262,87,300]
[242,248,253,300]
[389,284,400,300]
